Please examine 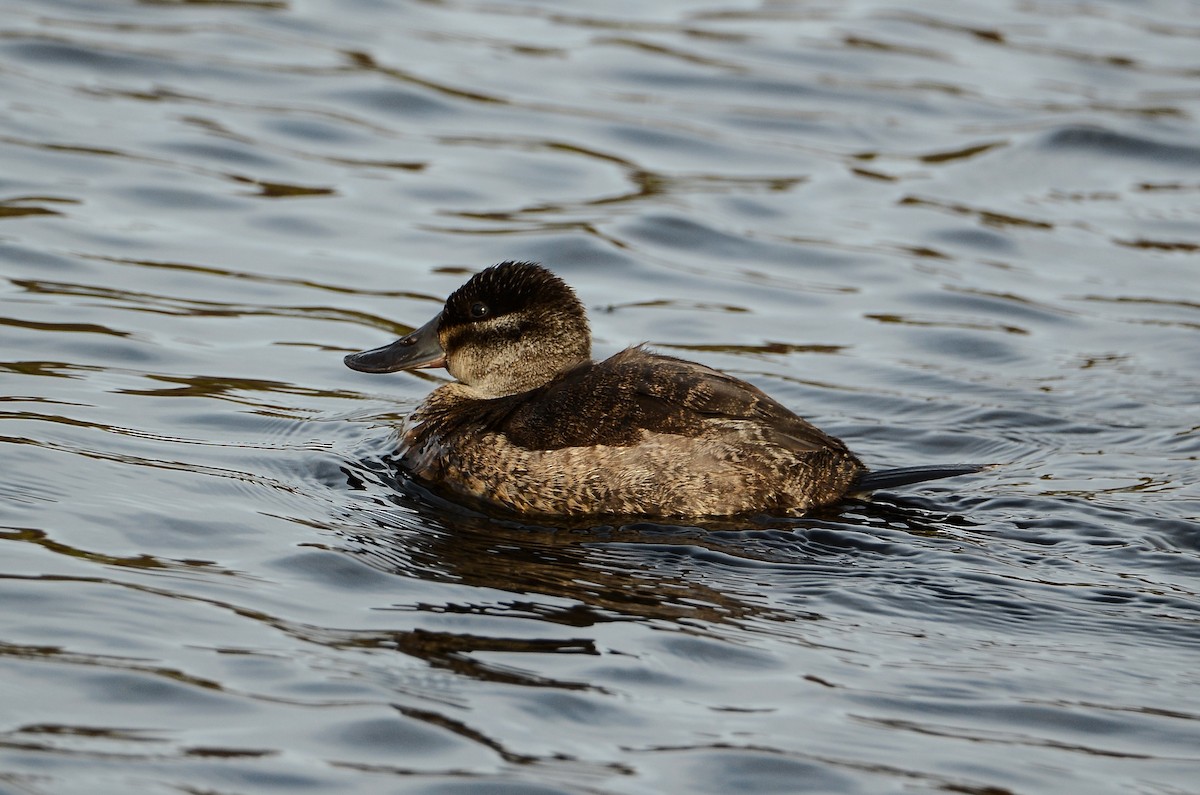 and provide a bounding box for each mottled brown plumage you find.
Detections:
[344,261,975,518]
